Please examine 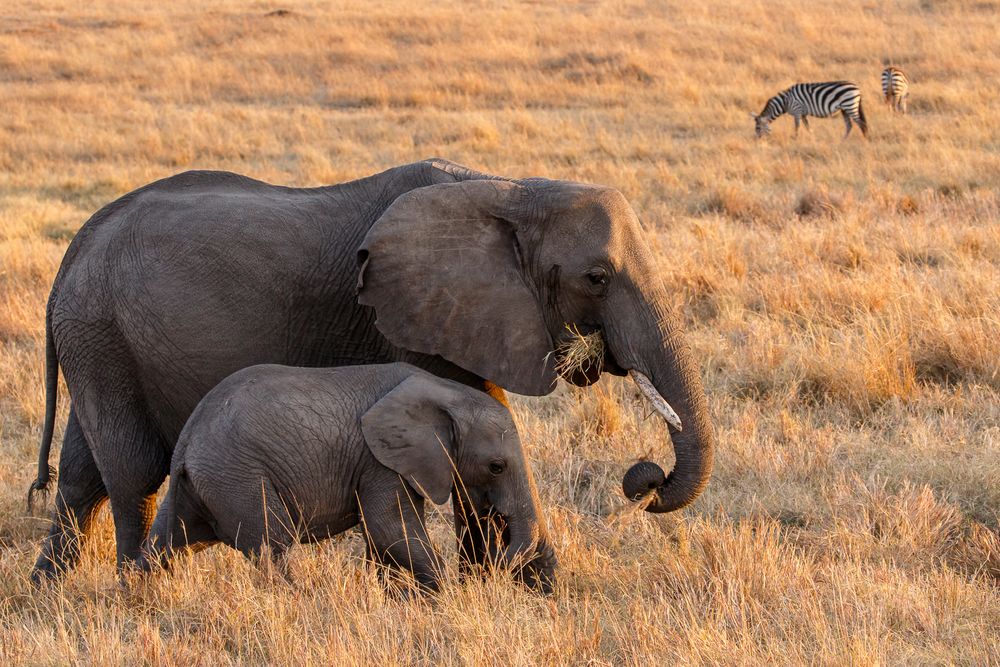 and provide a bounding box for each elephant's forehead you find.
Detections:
[541,192,646,259]
[536,195,636,240]
[468,404,516,436]
[557,186,632,219]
